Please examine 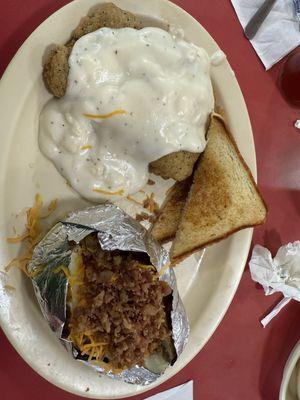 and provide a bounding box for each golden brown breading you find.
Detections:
[149,151,199,182]
[43,45,71,98]
[43,3,143,98]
